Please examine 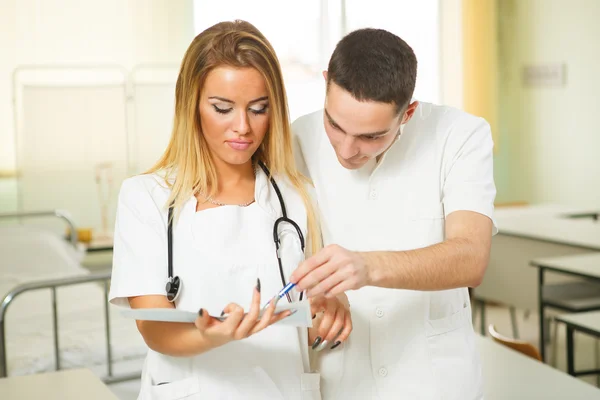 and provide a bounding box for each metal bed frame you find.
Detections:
[0,210,140,383]
[0,210,78,248]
